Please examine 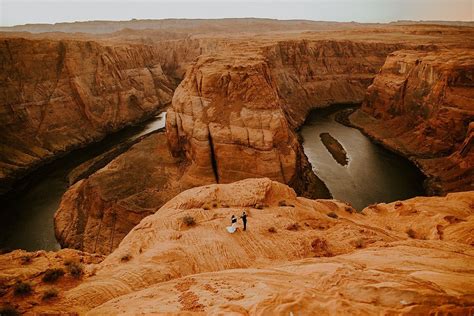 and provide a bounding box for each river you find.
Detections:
[0,106,425,251]
[301,105,425,210]
[0,113,166,252]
